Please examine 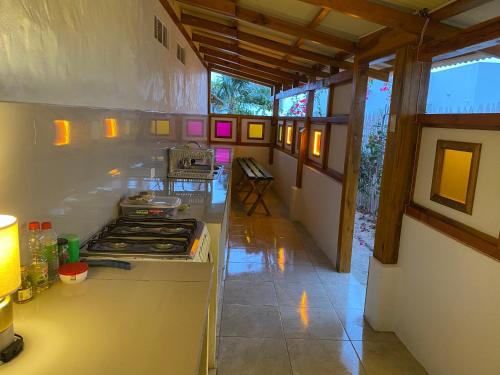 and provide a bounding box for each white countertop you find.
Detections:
[2,261,213,375]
